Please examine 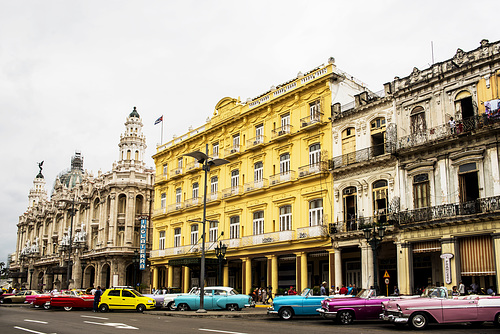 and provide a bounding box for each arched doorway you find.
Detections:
[37,271,45,291]
[101,264,111,288]
[84,266,96,289]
